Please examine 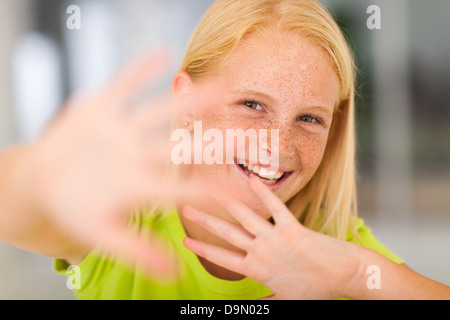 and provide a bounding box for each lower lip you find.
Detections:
[233,160,292,189]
